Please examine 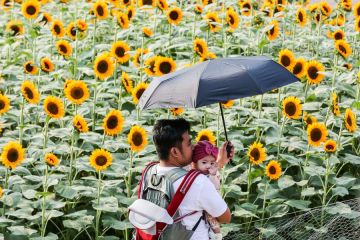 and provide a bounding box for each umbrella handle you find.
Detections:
[219,103,232,159]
